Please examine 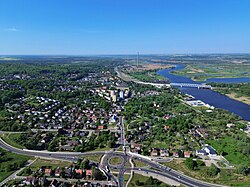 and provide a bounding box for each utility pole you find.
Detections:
[137,52,139,67]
